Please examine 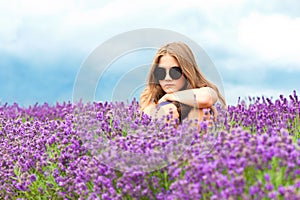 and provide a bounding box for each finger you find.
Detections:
[211,106,218,121]
[158,97,166,104]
